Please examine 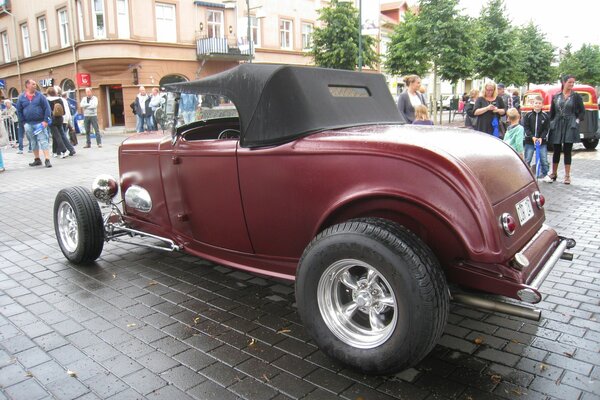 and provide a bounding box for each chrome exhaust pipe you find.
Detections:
[452,293,541,321]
